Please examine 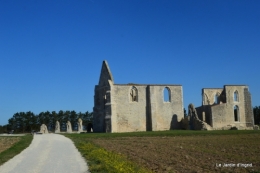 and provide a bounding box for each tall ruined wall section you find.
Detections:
[113,85,147,132]
[211,103,230,128]
[224,86,246,126]
[152,85,183,131]
[93,85,104,132]
[112,85,184,132]
[93,61,114,132]
[208,85,251,129]
[196,105,212,125]
[196,85,254,130]
[244,88,254,127]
